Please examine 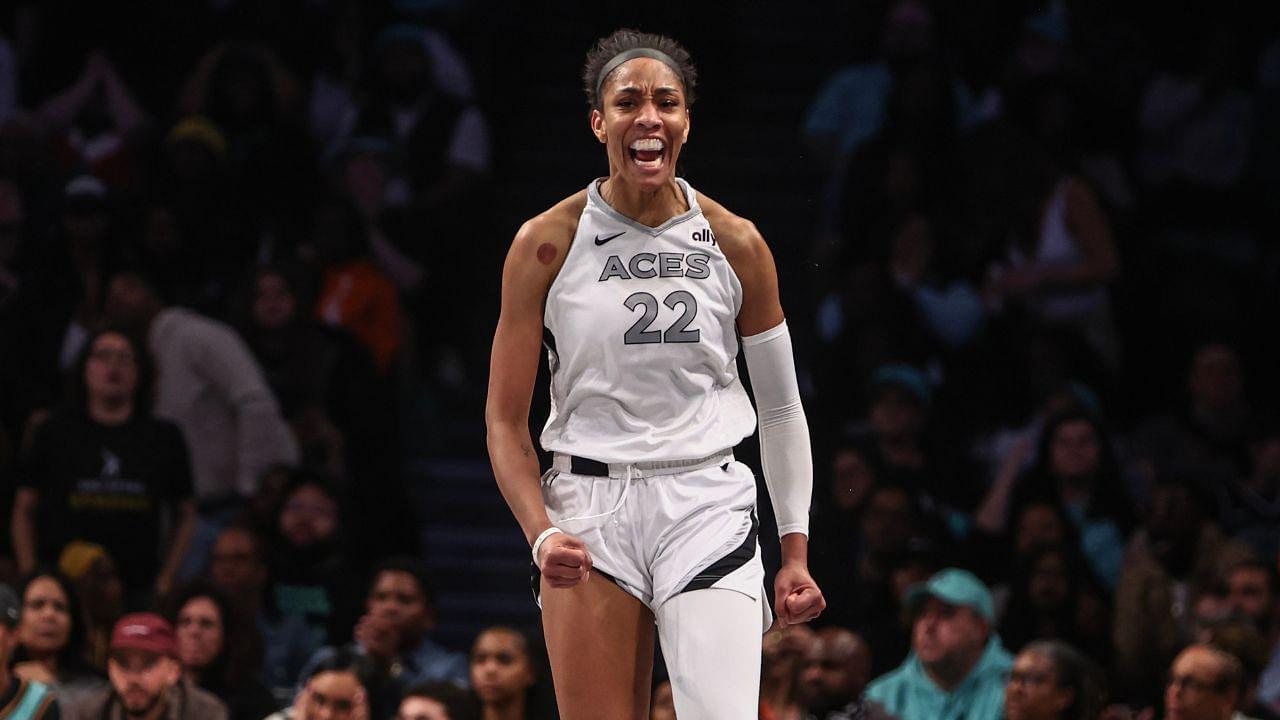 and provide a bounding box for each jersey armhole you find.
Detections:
[541,199,588,327]
[697,197,747,322]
